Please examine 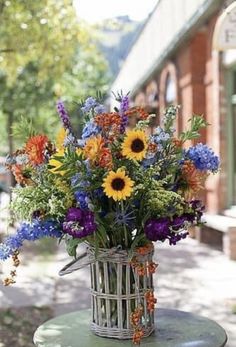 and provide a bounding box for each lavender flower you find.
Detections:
[120,95,129,133]
[185,143,220,172]
[56,100,72,130]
